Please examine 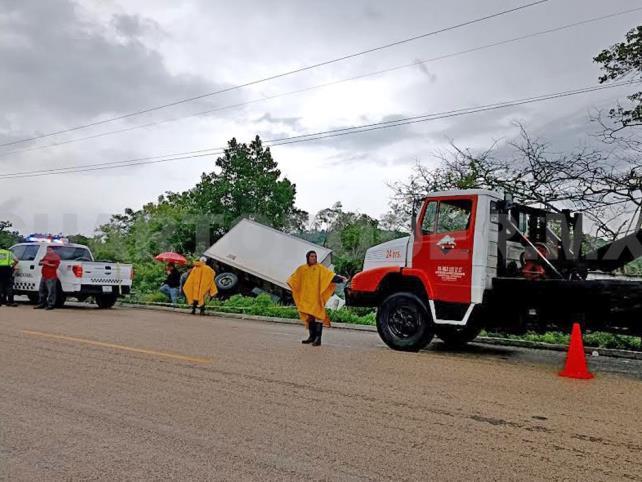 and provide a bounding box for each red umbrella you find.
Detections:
[154,252,188,265]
